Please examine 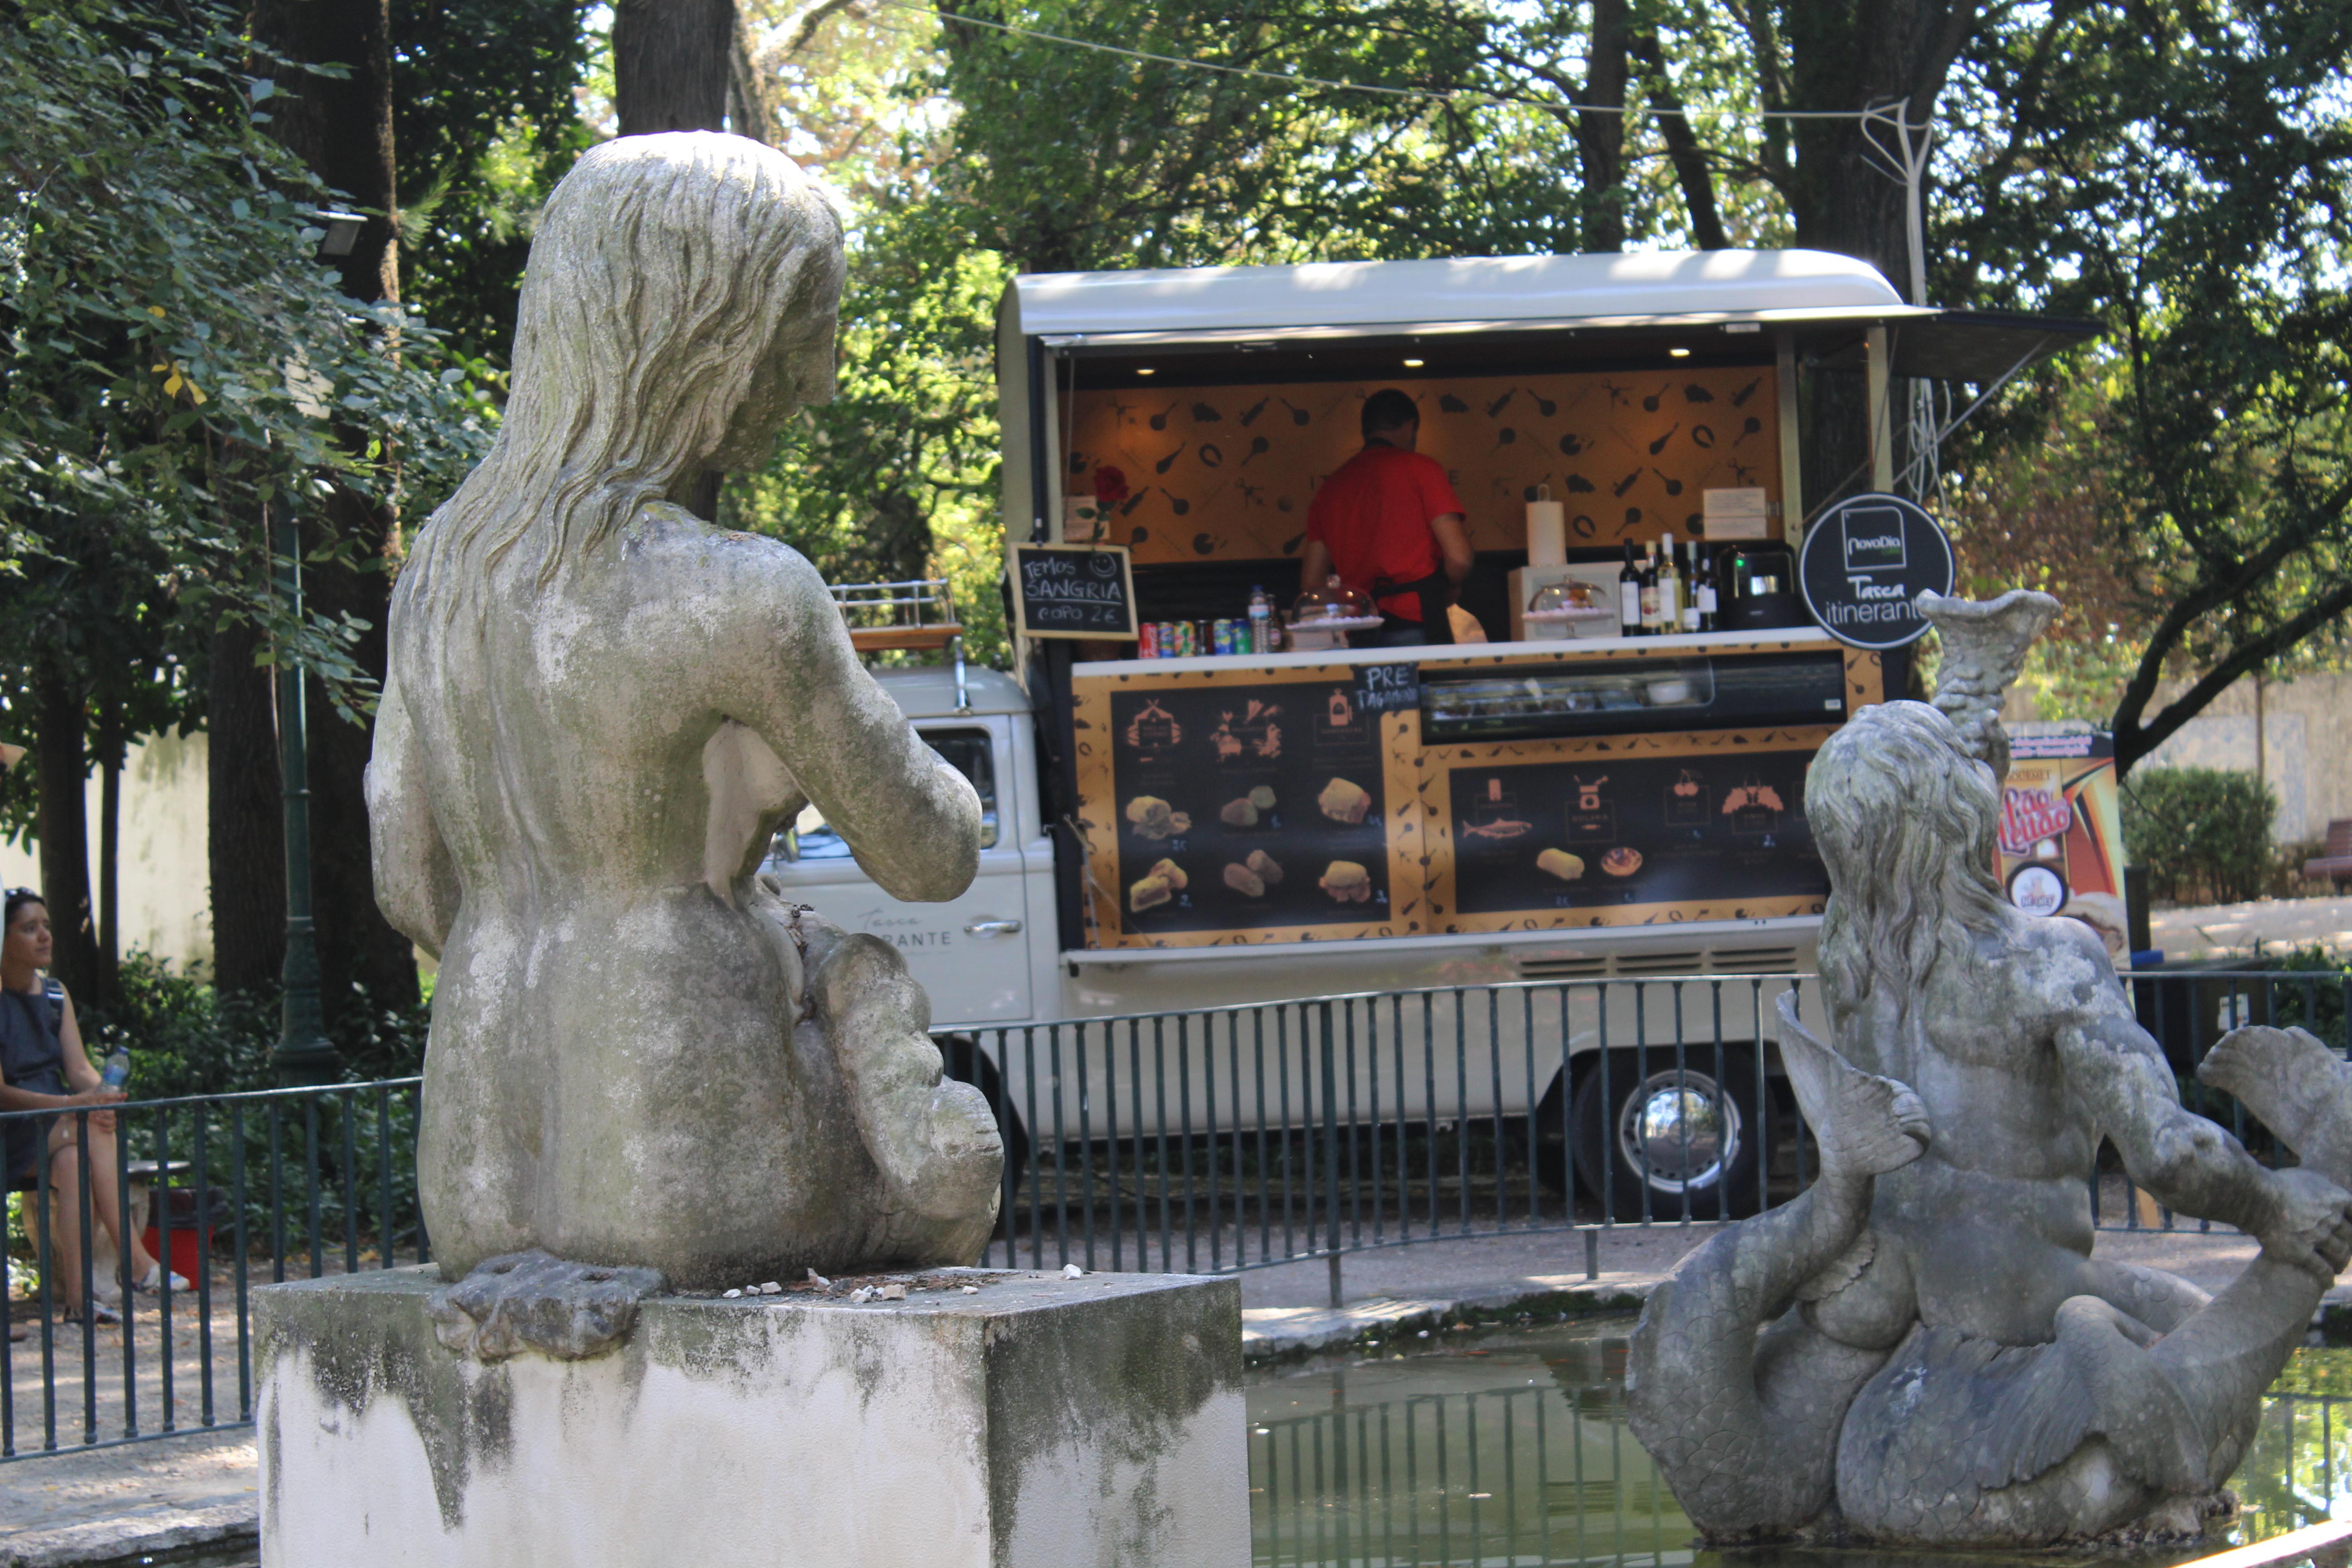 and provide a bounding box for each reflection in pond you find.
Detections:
[1247,1321,2352,1568]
